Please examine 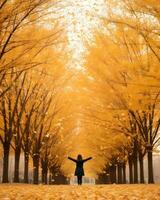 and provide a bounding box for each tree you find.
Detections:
[0,0,62,98]
[41,128,59,184]
[0,69,24,183]
[85,0,160,184]
[129,93,160,183]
